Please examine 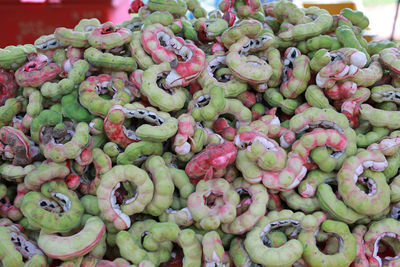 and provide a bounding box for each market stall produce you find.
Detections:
[0,0,400,266]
